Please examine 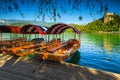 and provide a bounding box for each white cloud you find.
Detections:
[0,20,5,23]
